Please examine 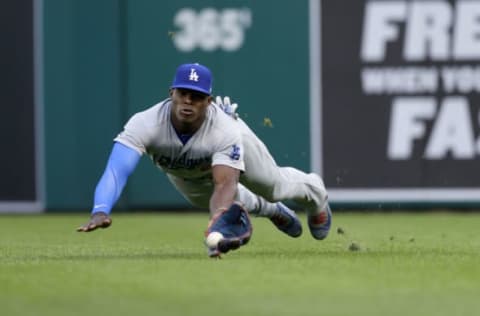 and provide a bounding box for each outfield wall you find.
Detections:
[314,0,480,206]
[41,0,310,211]
[1,0,479,212]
